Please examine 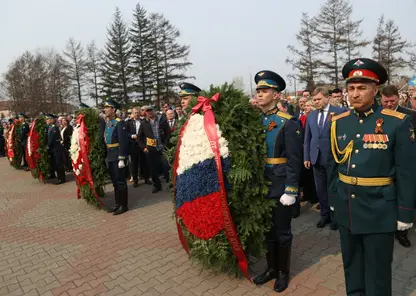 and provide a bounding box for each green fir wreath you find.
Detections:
[10,122,23,169]
[75,108,107,208]
[30,116,51,181]
[167,83,275,276]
